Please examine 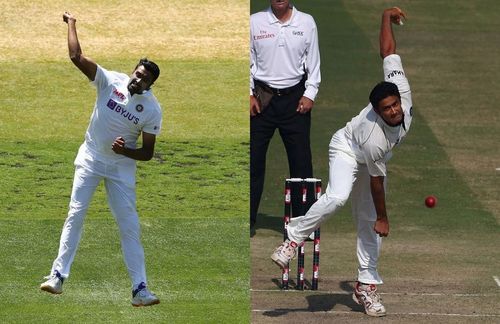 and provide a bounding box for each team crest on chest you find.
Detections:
[135,104,144,112]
